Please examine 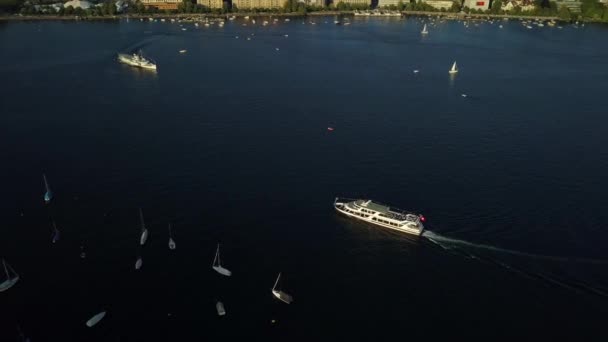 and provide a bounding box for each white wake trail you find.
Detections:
[422,230,608,265]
